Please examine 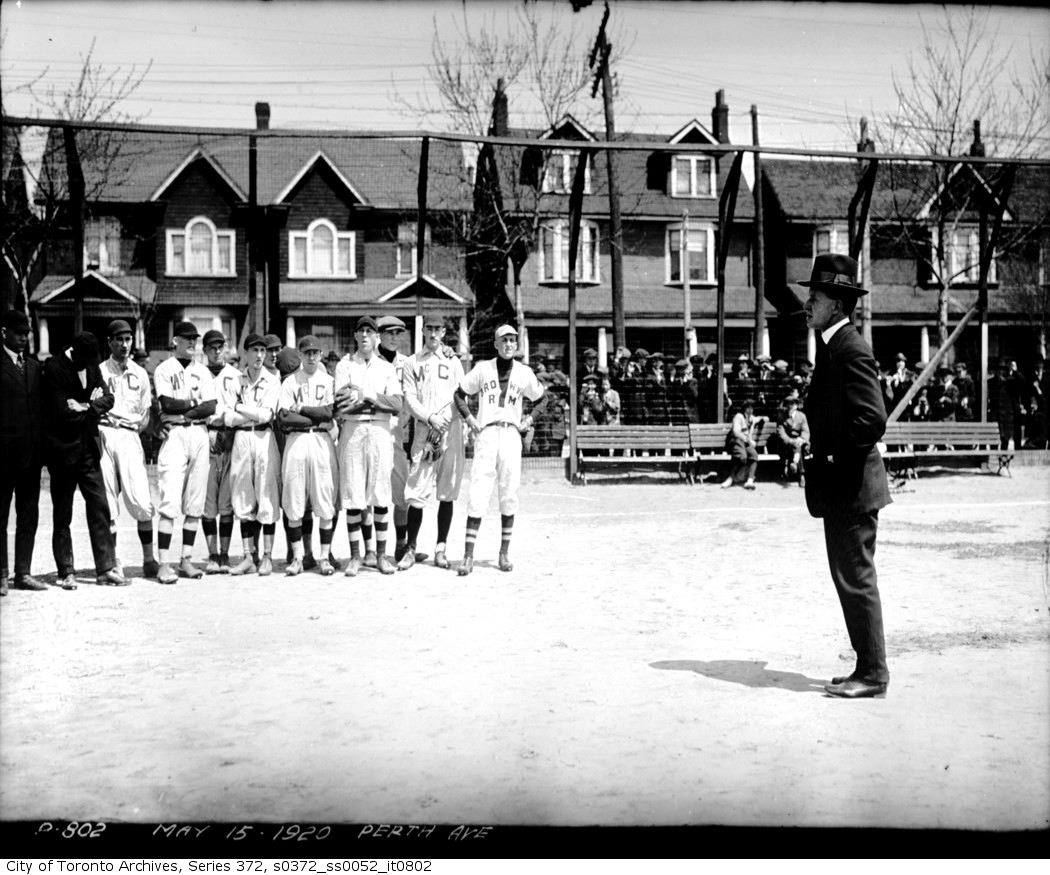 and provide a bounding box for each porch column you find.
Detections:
[212,315,222,333]
[285,315,296,349]
[760,326,770,359]
[38,316,50,354]
[920,326,930,364]
[134,319,145,352]
[686,326,697,358]
[413,316,422,357]
[458,315,469,360]
[519,325,529,363]
[597,327,608,370]
[807,328,816,366]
